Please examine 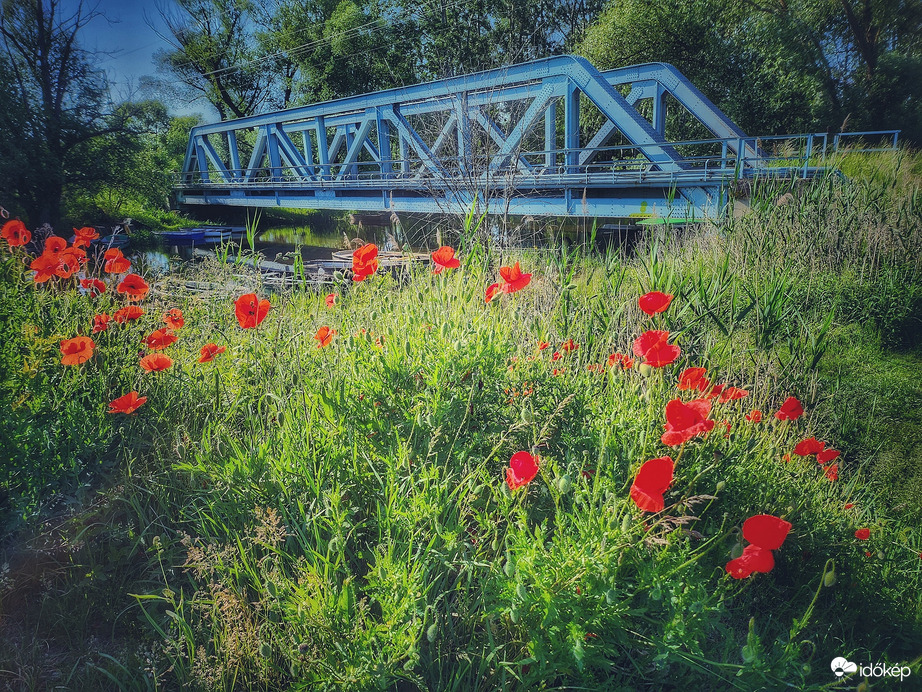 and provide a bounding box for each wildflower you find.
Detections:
[108,391,147,414]
[824,463,839,481]
[608,352,634,369]
[561,338,579,353]
[81,278,106,296]
[1,219,30,247]
[817,449,840,464]
[552,351,562,361]
[719,387,748,402]
[140,353,172,372]
[104,248,131,273]
[31,253,60,283]
[352,243,379,281]
[431,246,461,274]
[54,248,81,280]
[498,262,532,294]
[725,514,792,579]
[314,326,336,348]
[325,293,337,308]
[661,398,714,446]
[632,330,681,367]
[794,437,825,456]
[144,328,178,350]
[198,343,226,363]
[855,528,870,541]
[538,341,550,351]
[485,283,501,303]
[506,451,539,491]
[92,313,111,333]
[234,293,271,328]
[44,236,67,255]
[844,503,855,510]
[117,273,150,301]
[73,226,99,248]
[60,336,95,365]
[775,396,804,421]
[113,305,144,323]
[745,409,762,422]
[678,367,709,391]
[163,309,184,329]
[638,291,673,315]
[629,456,674,512]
